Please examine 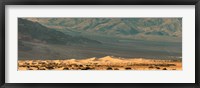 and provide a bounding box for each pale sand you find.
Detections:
[18,56,182,70]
